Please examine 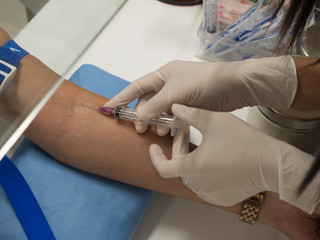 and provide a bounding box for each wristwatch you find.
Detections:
[0,40,28,94]
[239,192,265,225]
